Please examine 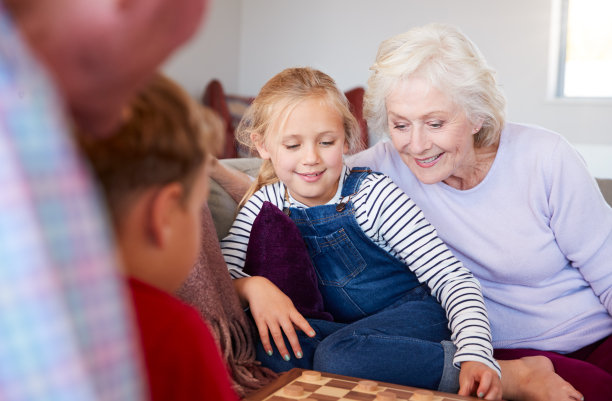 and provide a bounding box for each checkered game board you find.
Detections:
[243,368,482,401]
